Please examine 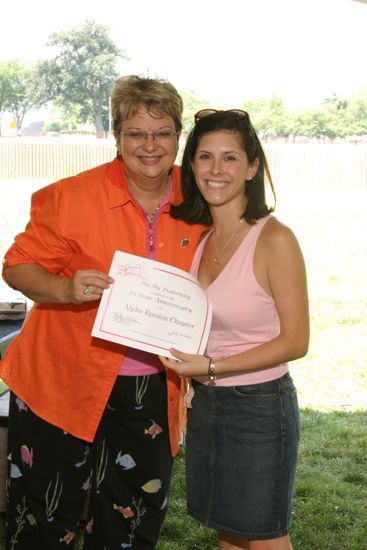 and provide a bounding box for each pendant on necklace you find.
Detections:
[212,218,244,265]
